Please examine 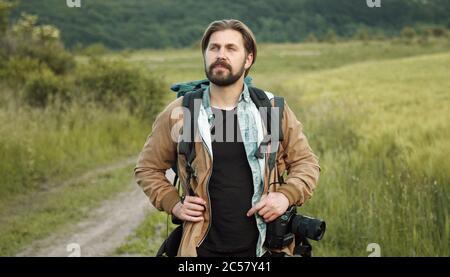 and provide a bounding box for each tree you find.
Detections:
[9,0,450,49]
[323,29,337,44]
[0,0,15,35]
